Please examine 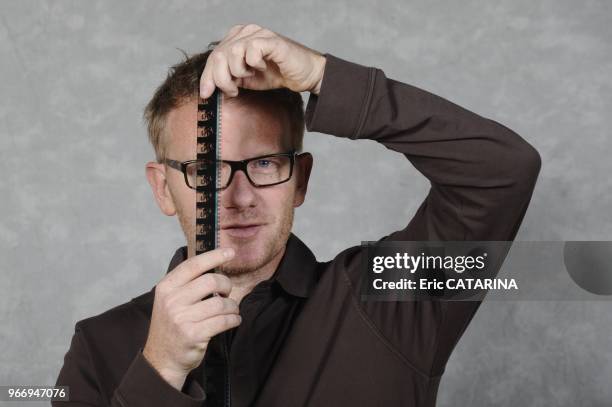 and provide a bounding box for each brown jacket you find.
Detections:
[54,53,541,407]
